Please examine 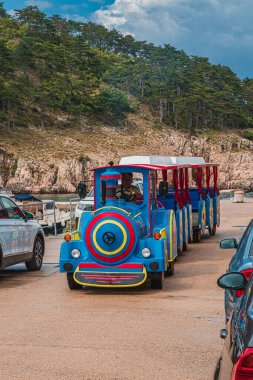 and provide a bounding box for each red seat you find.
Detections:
[0,210,7,218]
